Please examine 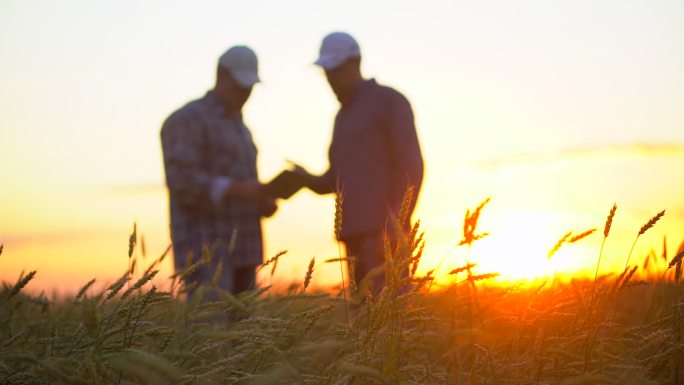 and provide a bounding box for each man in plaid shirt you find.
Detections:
[160,46,276,298]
